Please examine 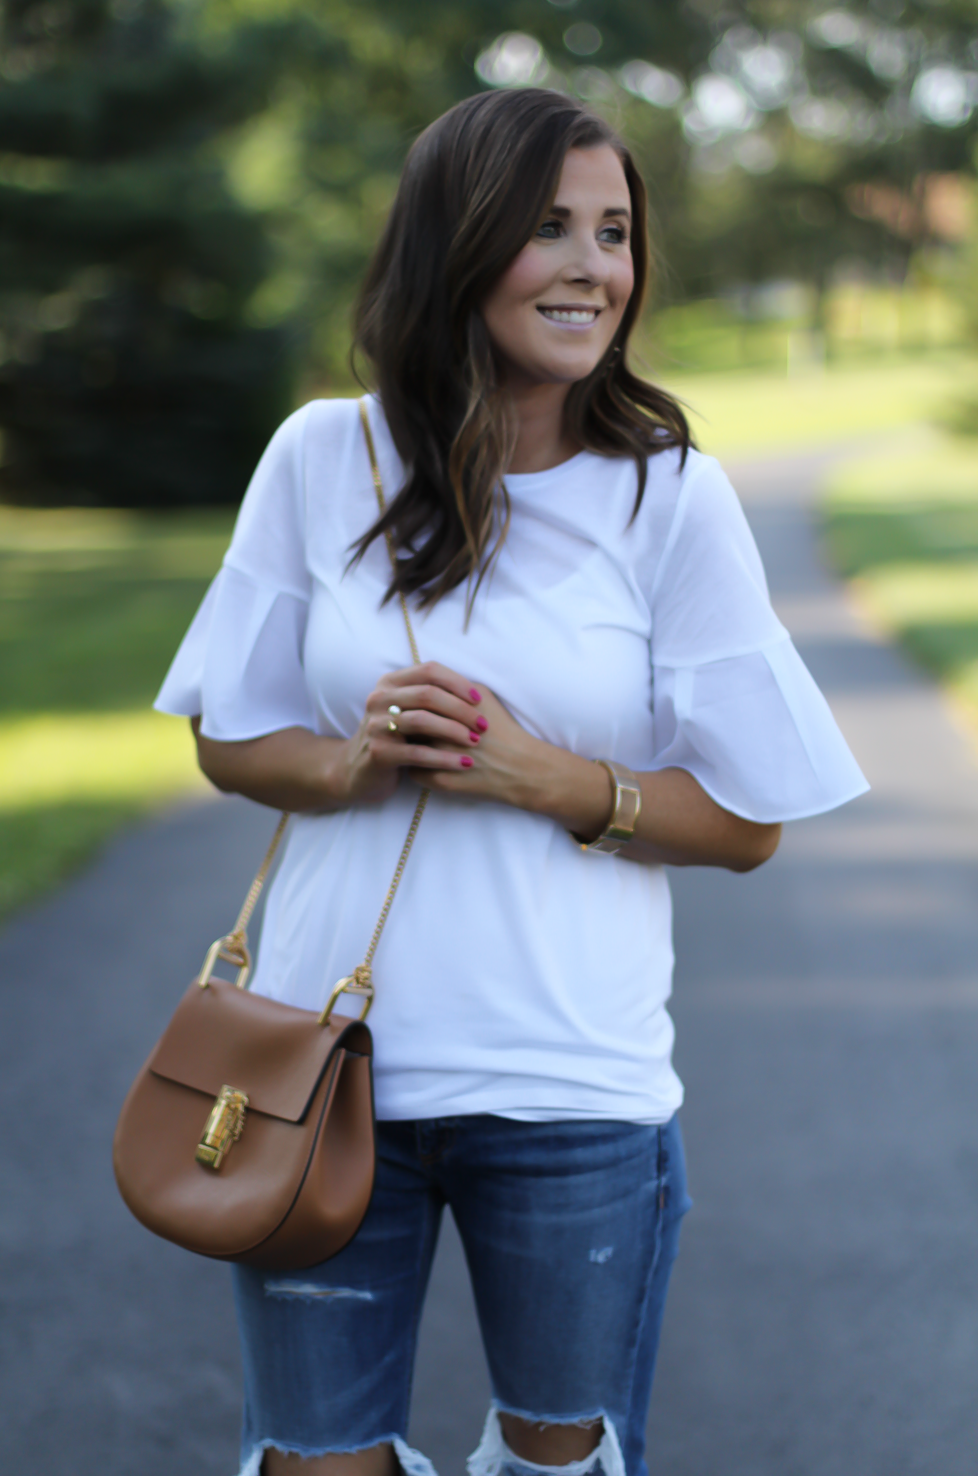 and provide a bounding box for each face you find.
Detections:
[480,144,635,391]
